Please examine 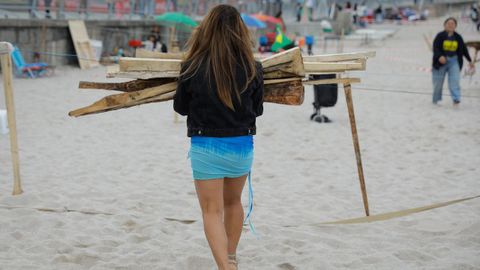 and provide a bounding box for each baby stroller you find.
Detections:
[310,74,338,123]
